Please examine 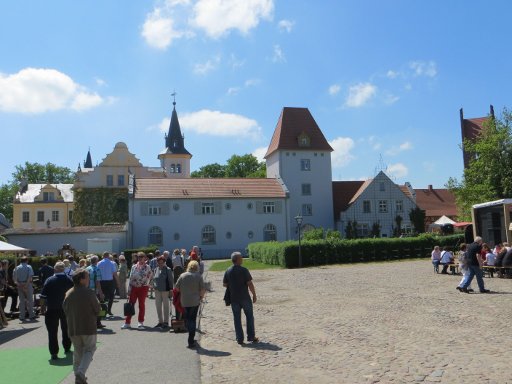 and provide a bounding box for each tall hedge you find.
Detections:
[248,234,464,268]
[73,187,128,226]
